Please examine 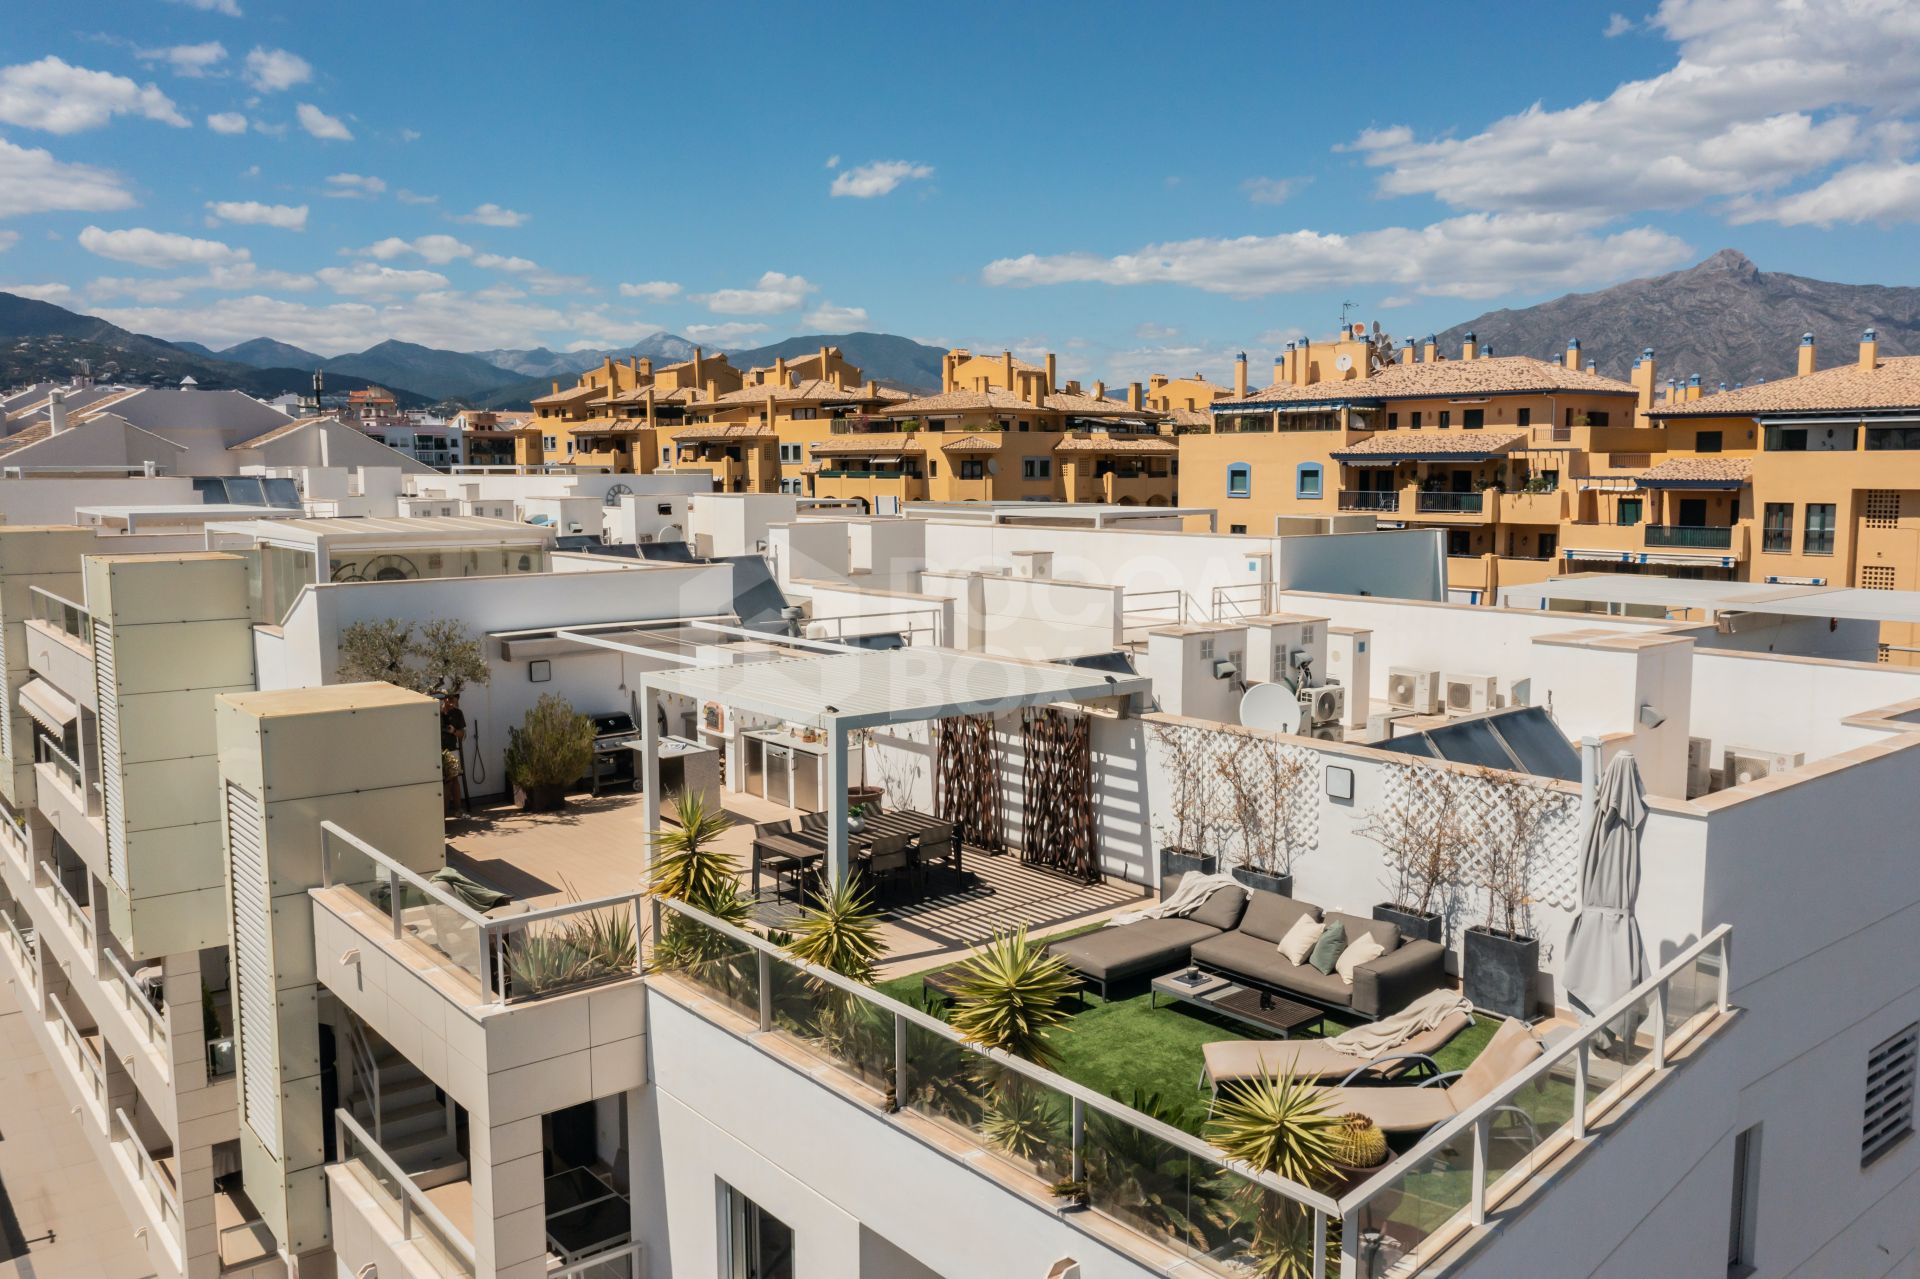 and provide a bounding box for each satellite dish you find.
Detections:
[1239,682,1303,733]
[1335,354,1353,372]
